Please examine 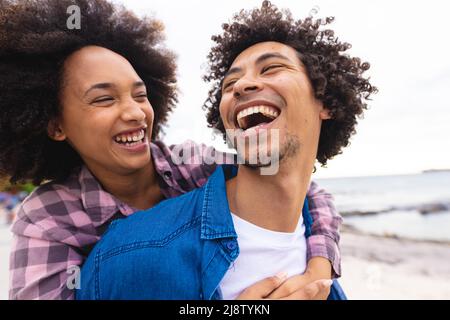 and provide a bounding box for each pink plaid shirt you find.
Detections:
[9,140,342,300]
